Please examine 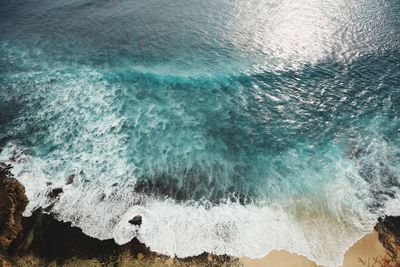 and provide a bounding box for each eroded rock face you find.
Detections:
[0,163,29,251]
[375,216,400,262]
